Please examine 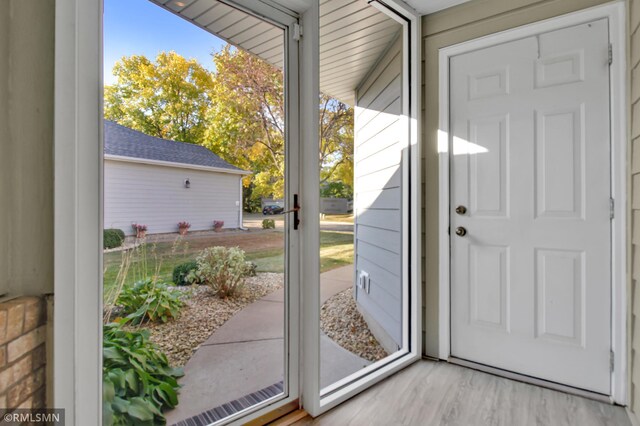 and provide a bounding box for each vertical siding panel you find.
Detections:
[631,0,640,420]
[104,160,243,235]
[354,34,403,349]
